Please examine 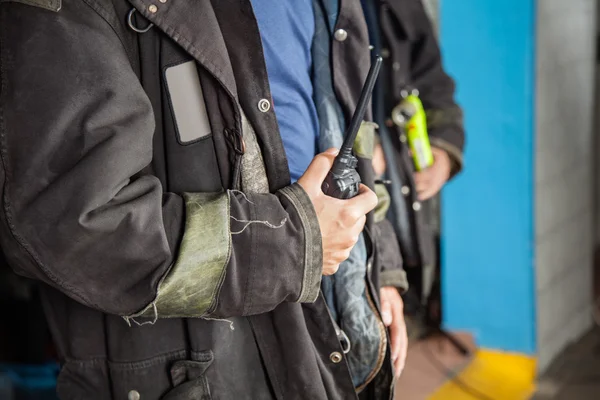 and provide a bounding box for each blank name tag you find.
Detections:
[165,61,212,144]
